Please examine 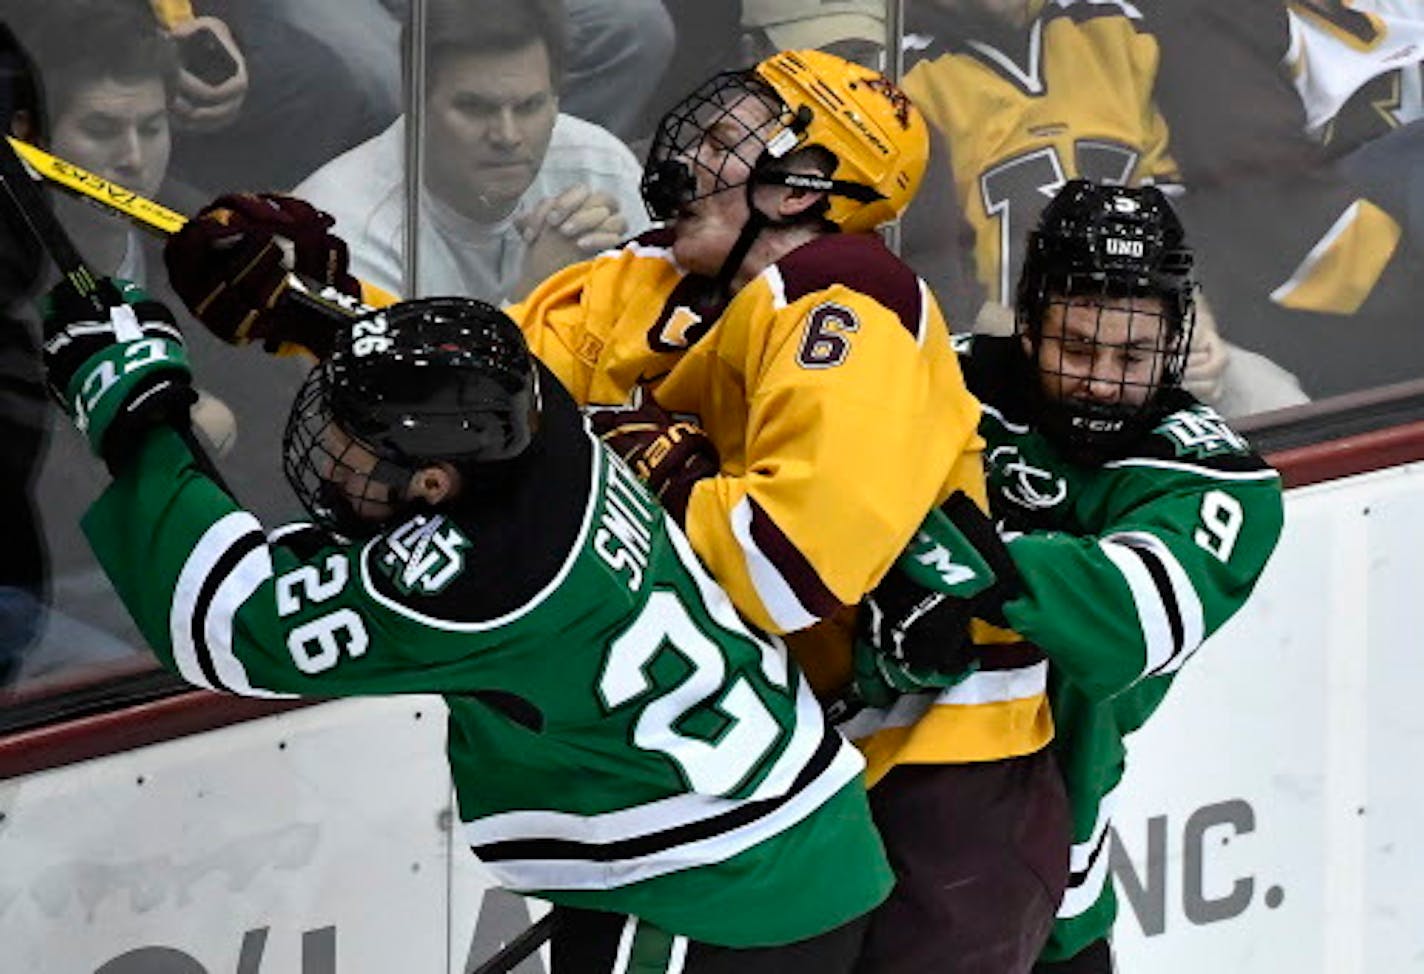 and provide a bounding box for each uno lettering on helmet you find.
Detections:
[1106,237,1144,257]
